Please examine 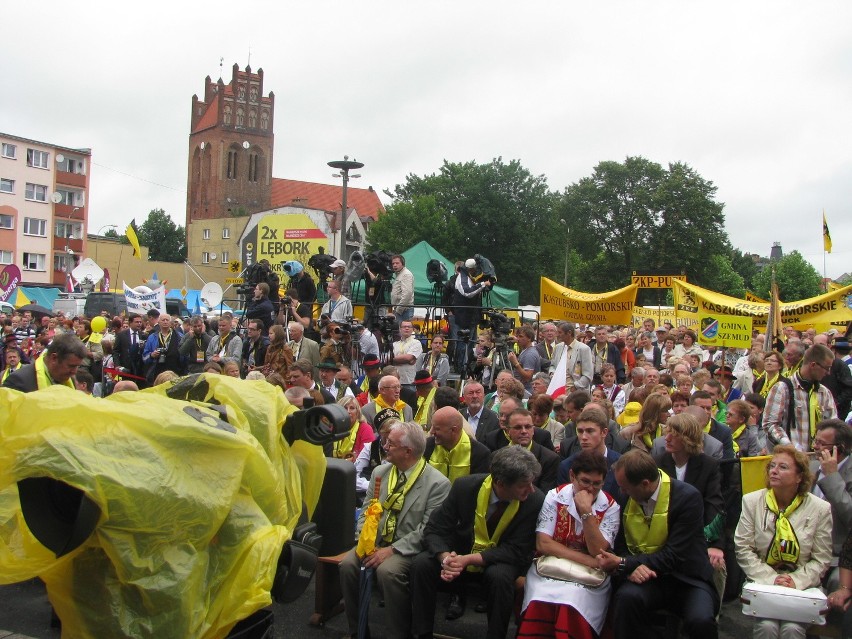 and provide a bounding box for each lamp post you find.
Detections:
[94,224,118,264]
[327,156,363,260]
[559,219,569,286]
